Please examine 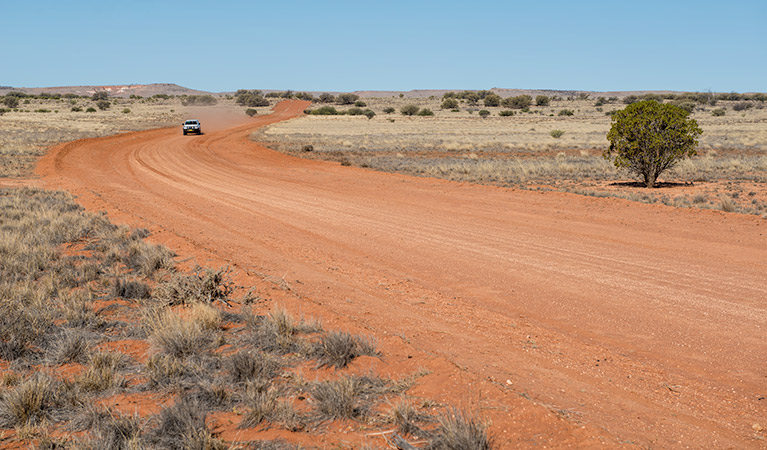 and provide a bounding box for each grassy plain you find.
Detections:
[256,96,767,215]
